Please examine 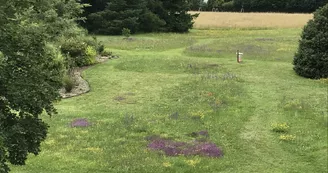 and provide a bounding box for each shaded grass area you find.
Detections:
[11,29,327,173]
